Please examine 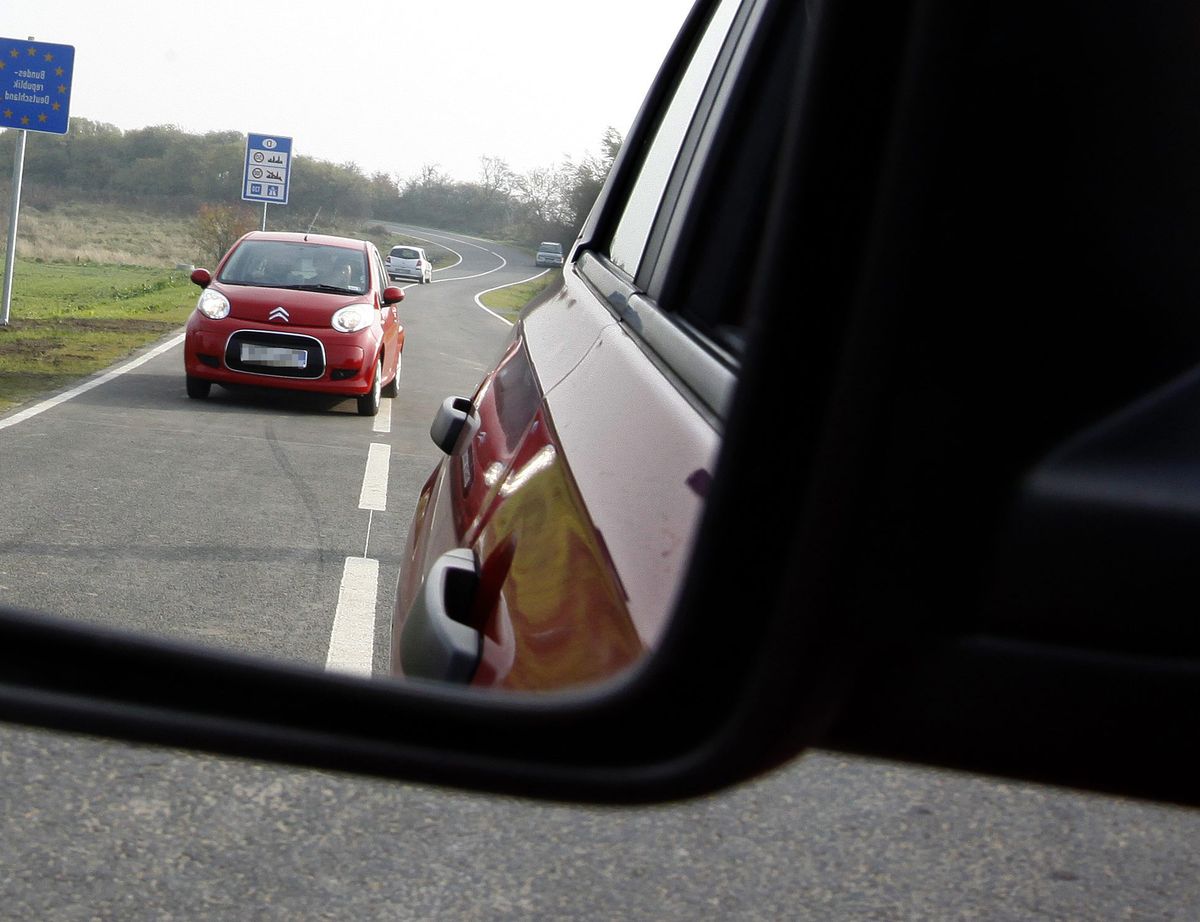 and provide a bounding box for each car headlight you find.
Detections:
[197,289,231,320]
[332,304,372,333]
